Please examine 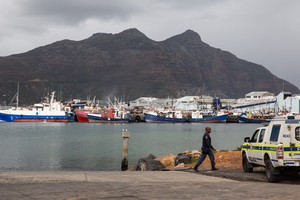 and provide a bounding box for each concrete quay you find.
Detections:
[0,171,299,199]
